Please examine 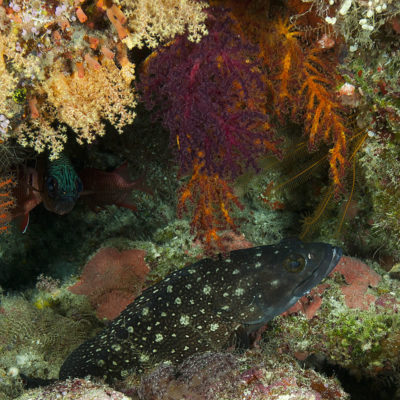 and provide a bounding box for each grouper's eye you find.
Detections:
[283,254,305,273]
